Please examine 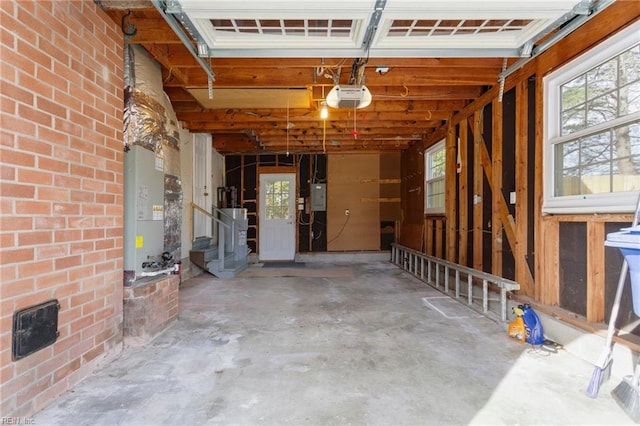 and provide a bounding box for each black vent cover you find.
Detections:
[12,299,60,361]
